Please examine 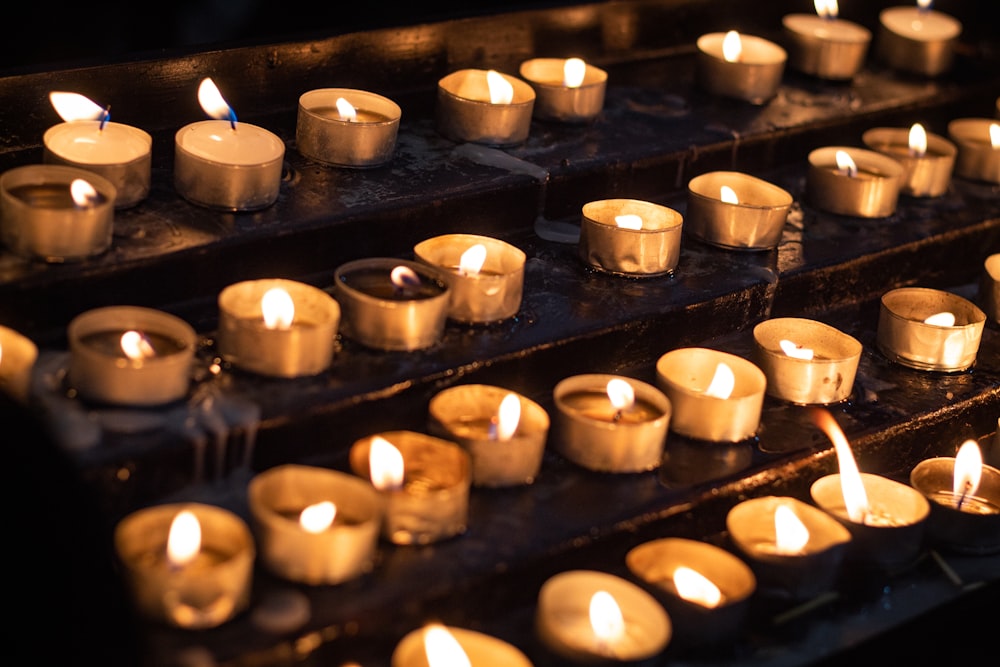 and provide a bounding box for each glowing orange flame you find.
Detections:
[458,243,487,277]
[486,70,514,105]
[953,439,983,498]
[722,31,742,63]
[261,287,295,330]
[720,185,739,205]
[813,408,869,523]
[70,179,99,207]
[299,501,336,533]
[335,97,357,121]
[198,77,234,121]
[589,590,626,645]
[423,624,472,667]
[120,331,155,361]
[814,0,838,19]
[909,123,928,158]
[369,436,405,491]
[606,378,636,411]
[390,265,422,290]
[49,91,105,122]
[563,57,587,88]
[835,150,858,177]
[673,566,722,608]
[779,339,815,360]
[495,393,521,441]
[704,362,735,399]
[923,311,956,327]
[774,504,810,555]
[614,214,643,230]
[990,123,1000,149]
[167,510,201,567]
